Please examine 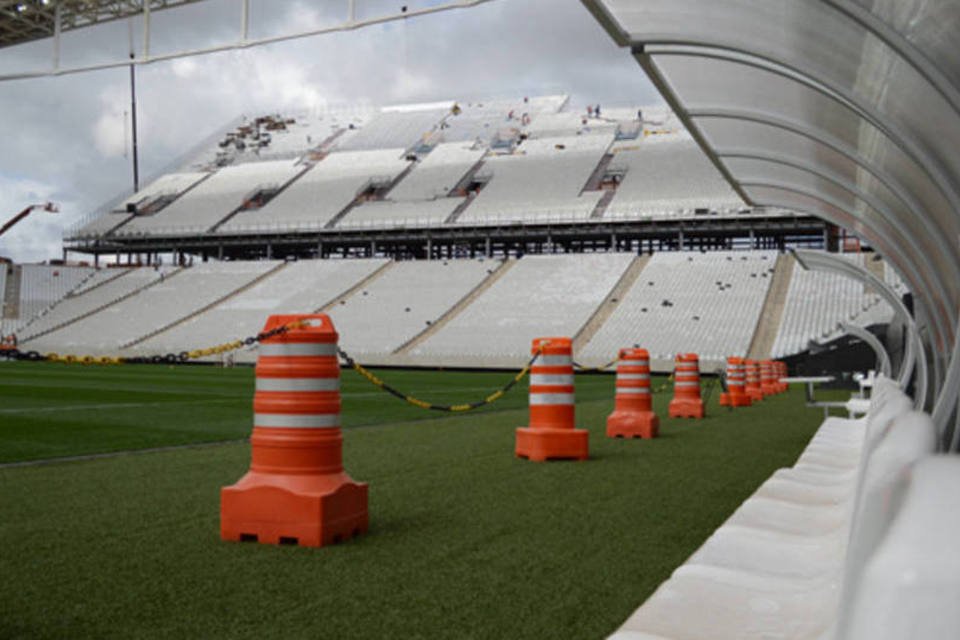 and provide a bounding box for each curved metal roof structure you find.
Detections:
[582,0,960,447]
